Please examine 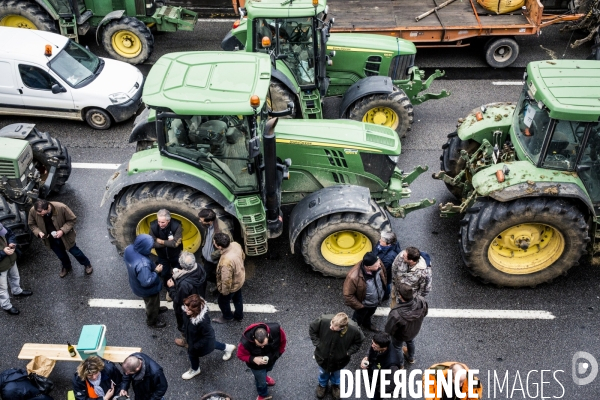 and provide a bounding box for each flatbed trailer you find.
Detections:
[326,0,585,67]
